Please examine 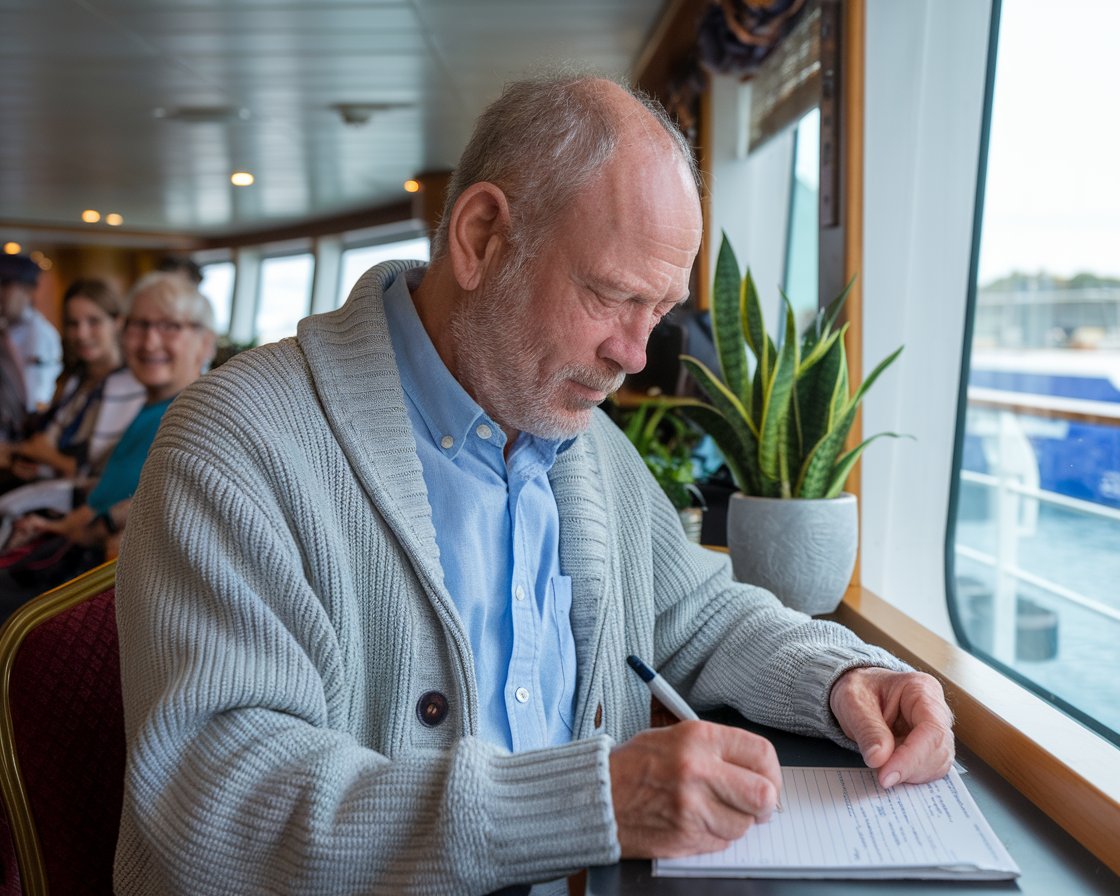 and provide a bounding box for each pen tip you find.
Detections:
[626,654,654,682]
